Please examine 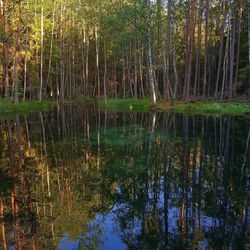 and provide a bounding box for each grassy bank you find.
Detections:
[157,101,250,116]
[98,98,151,112]
[2,97,249,117]
[98,98,250,116]
[0,99,55,117]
